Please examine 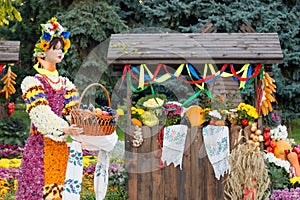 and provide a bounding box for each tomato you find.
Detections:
[267,146,274,153]
[270,140,276,148]
[292,147,300,155]
[284,149,291,155]
[264,126,271,133]
[264,140,270,147]
[7,102,14,109]
[263,132,270,141]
